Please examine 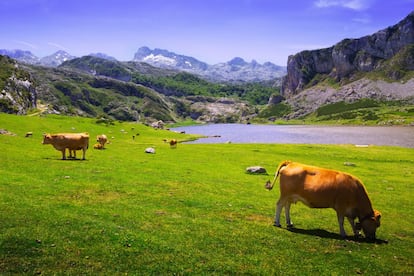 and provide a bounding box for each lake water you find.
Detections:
[172,124,414,148]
